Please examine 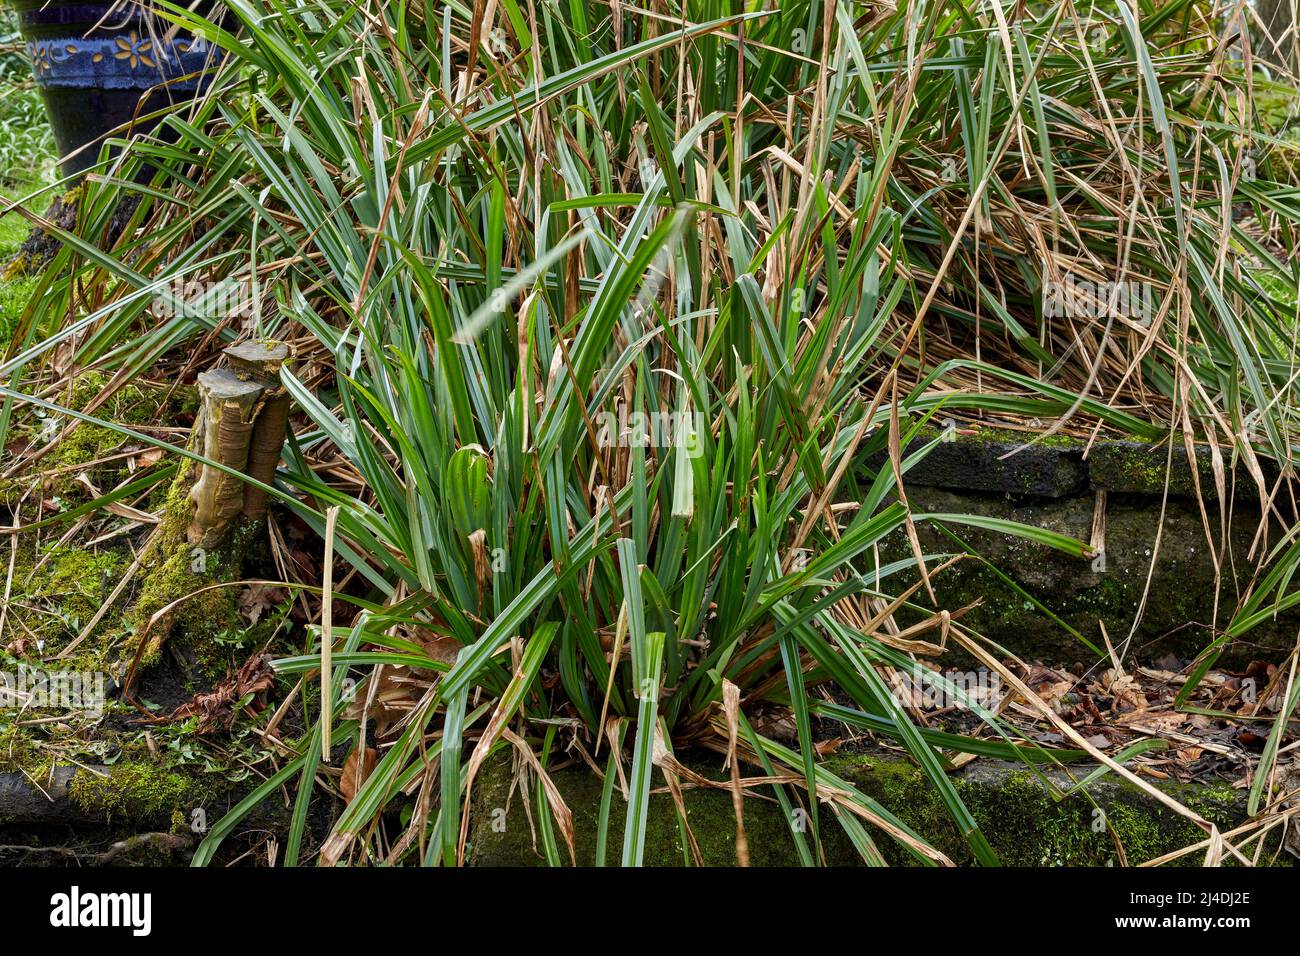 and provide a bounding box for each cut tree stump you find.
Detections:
[187,342,291,549]
[226,341,293,523]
